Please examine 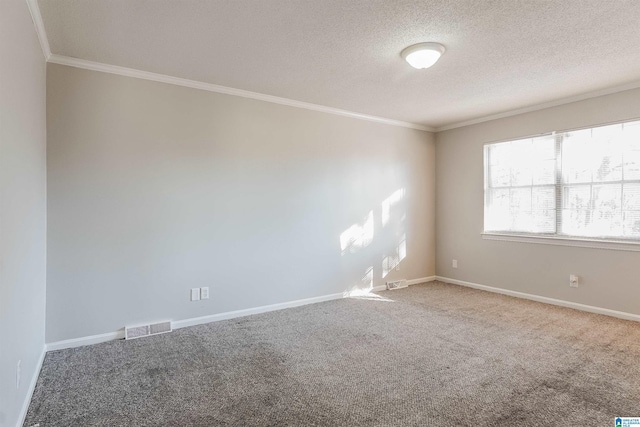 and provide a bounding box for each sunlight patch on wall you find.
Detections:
[343,266,394,302]
[340,210,374,255]
[382,188,405,227]
[343,266,373,297]
[382,234,406,278]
